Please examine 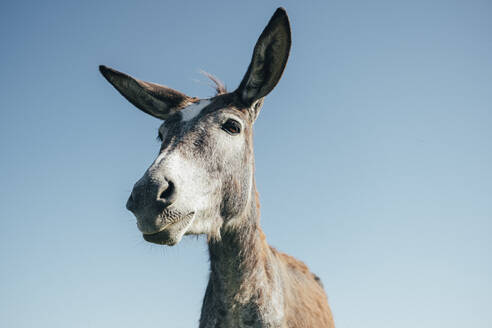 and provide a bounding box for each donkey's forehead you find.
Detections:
[180,99,212,122]
[169,94,250,125]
